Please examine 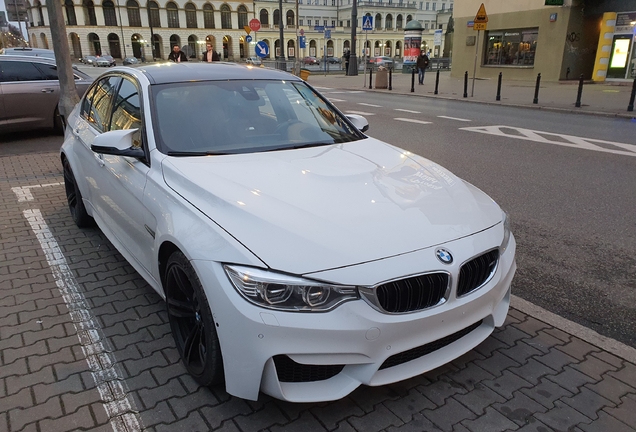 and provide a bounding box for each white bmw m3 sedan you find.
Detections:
[61,62,516,403]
